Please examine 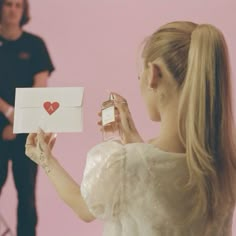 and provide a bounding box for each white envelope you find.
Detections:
[13,87,84,133]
